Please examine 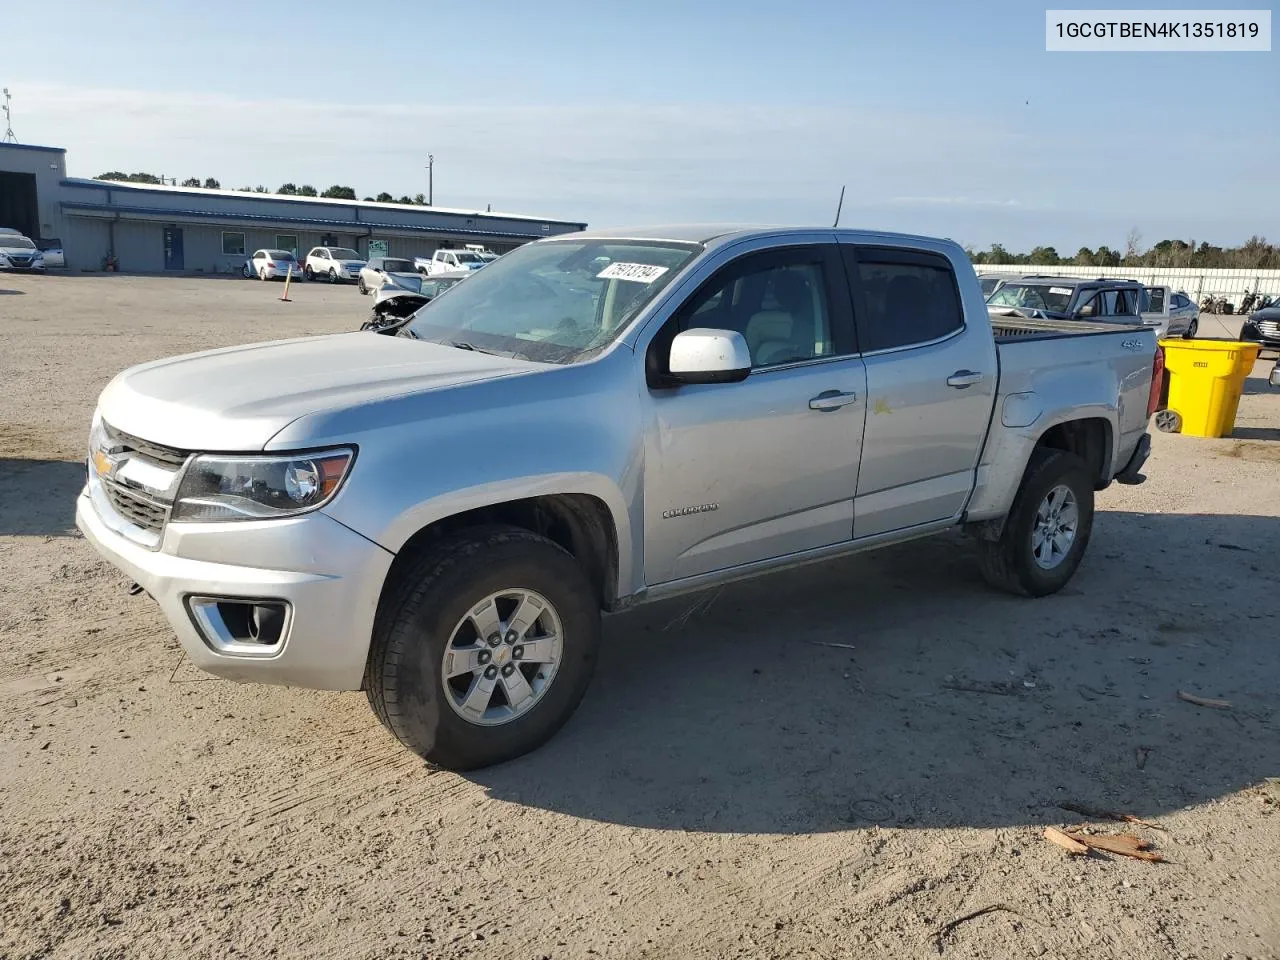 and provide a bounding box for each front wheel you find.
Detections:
[365,527,601,770]
[328,268,337,283]
[976,448,1095,597]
